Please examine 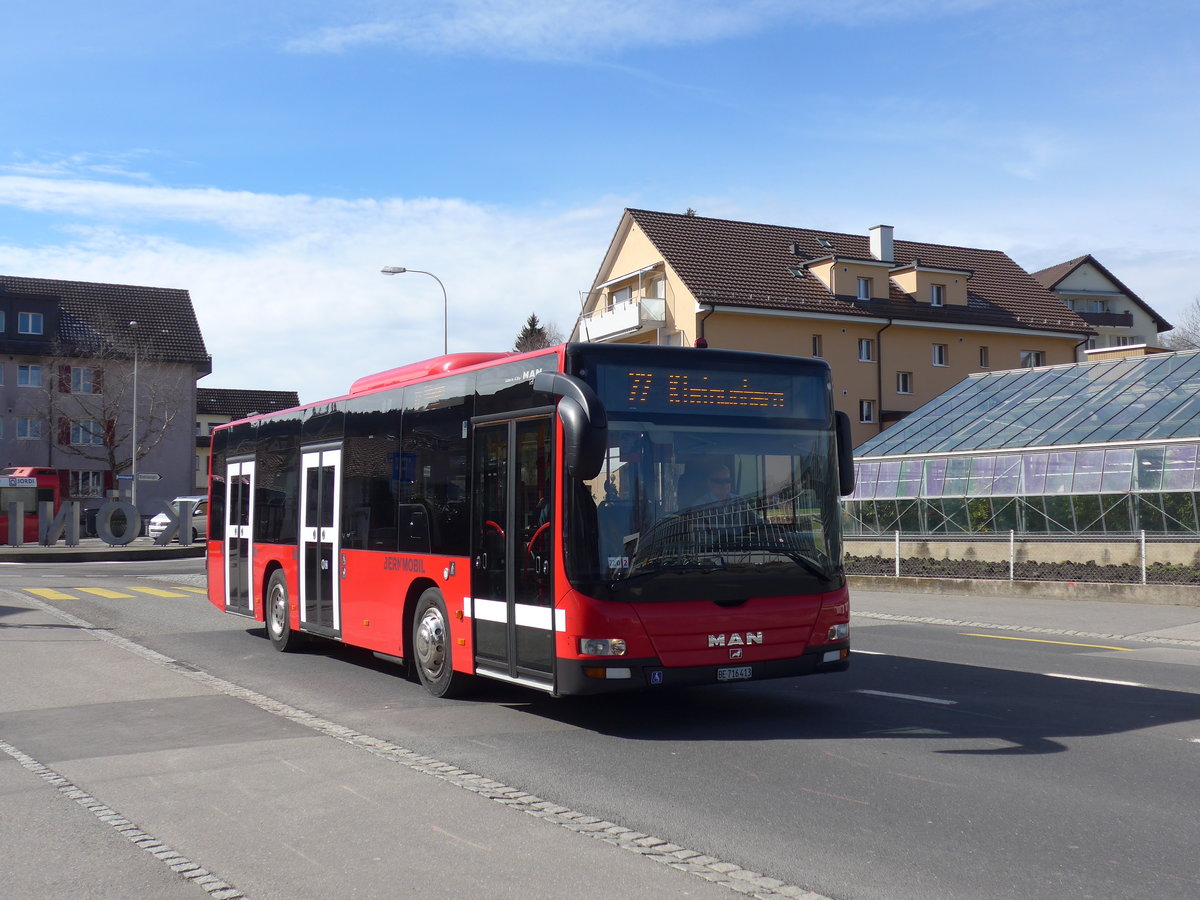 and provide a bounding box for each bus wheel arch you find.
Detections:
[265,565,304,652]
[409,585,473,698]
